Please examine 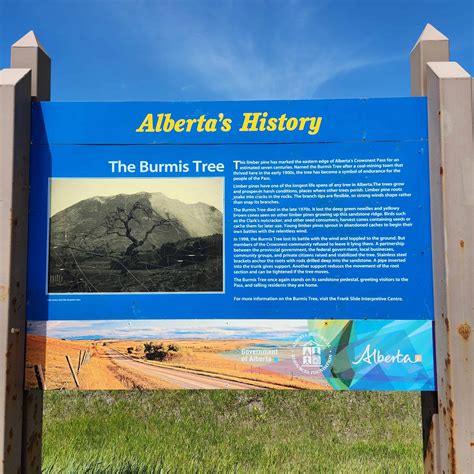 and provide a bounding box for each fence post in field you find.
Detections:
[412,23,474,473]
[33,366,46,391]
[78,350,83,373]
[65,356,80,389]
[11,31,51,474]
[0,64,32,474]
